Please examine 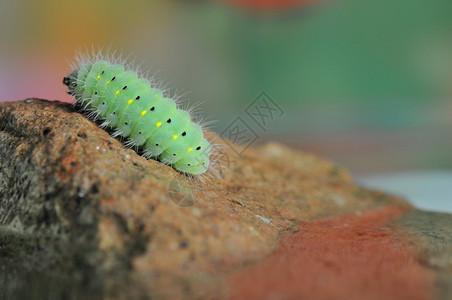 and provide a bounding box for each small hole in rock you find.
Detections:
[43,128,51,136]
